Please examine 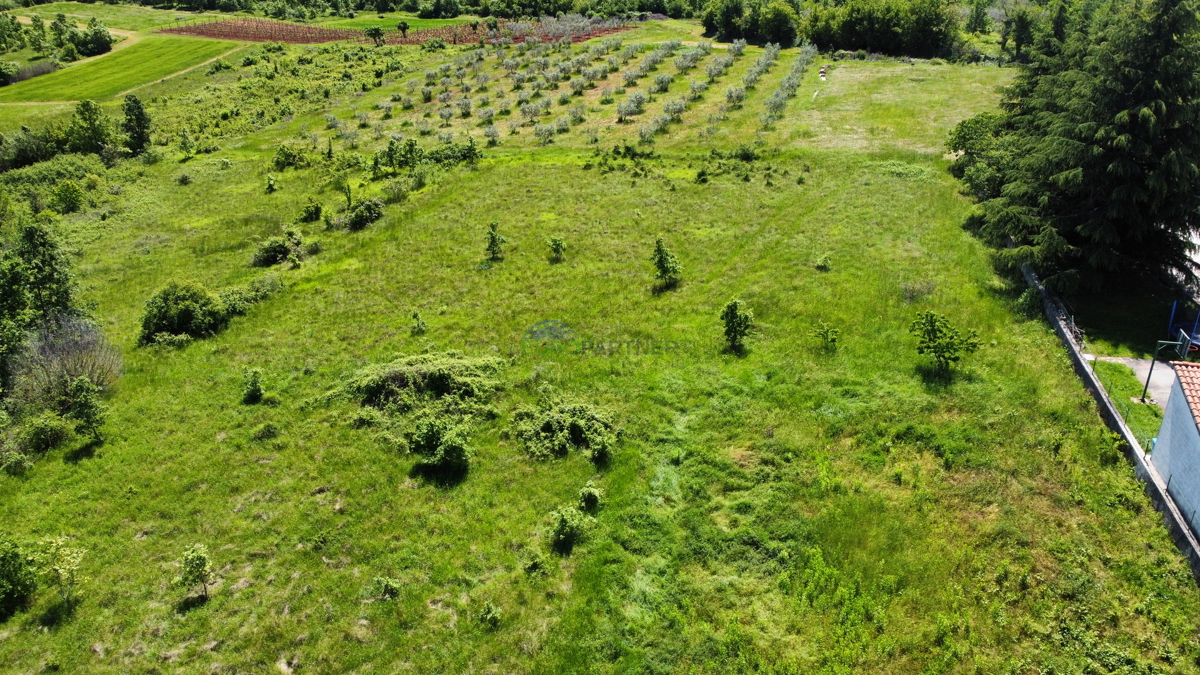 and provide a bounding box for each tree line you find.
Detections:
[0,11,114,81]
[949,0,1200,291]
